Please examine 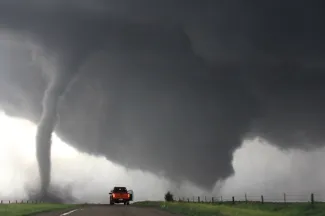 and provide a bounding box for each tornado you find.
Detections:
[36,73,67,199]
[34,57,72,198]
